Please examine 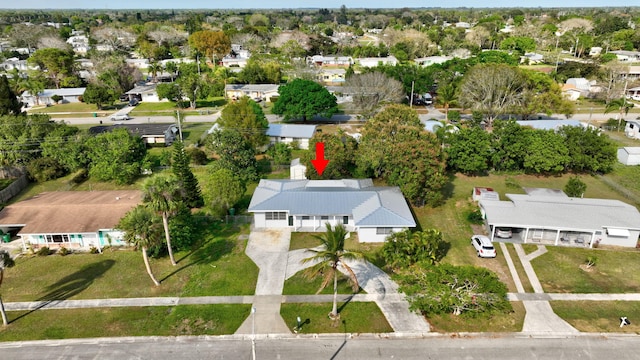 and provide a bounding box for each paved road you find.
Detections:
[2,335,640,360]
